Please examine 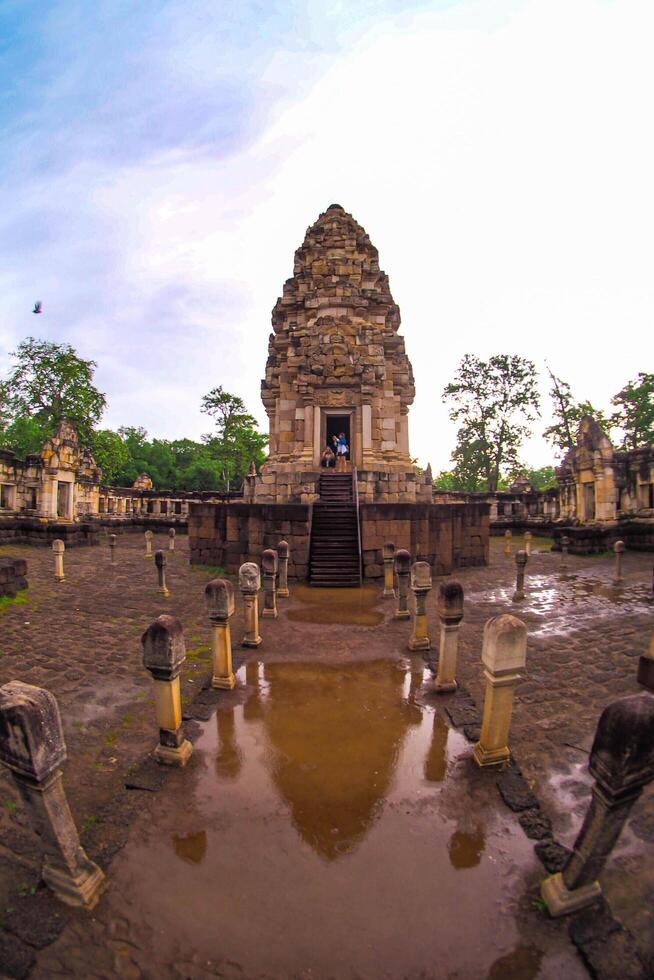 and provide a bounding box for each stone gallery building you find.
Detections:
[189,204,489,583]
